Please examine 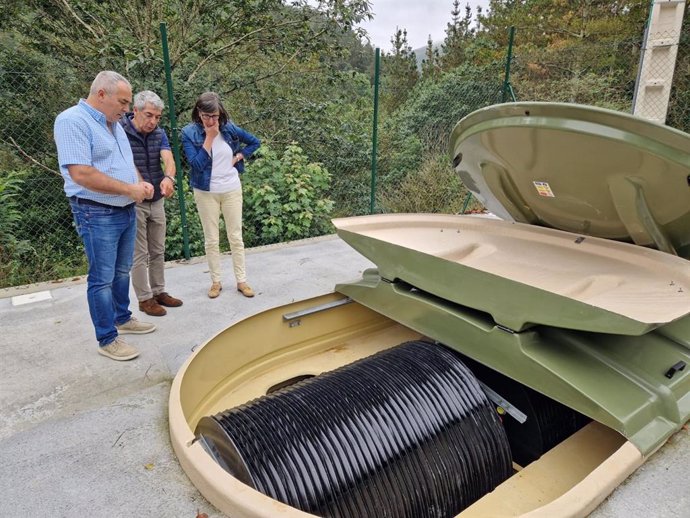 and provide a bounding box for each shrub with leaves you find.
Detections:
[243,143,334,246]
[378,153,483,215]
[0,170,40,287]
[388,66,503,150]
[0,170,22,248]
[164,180,206,260]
